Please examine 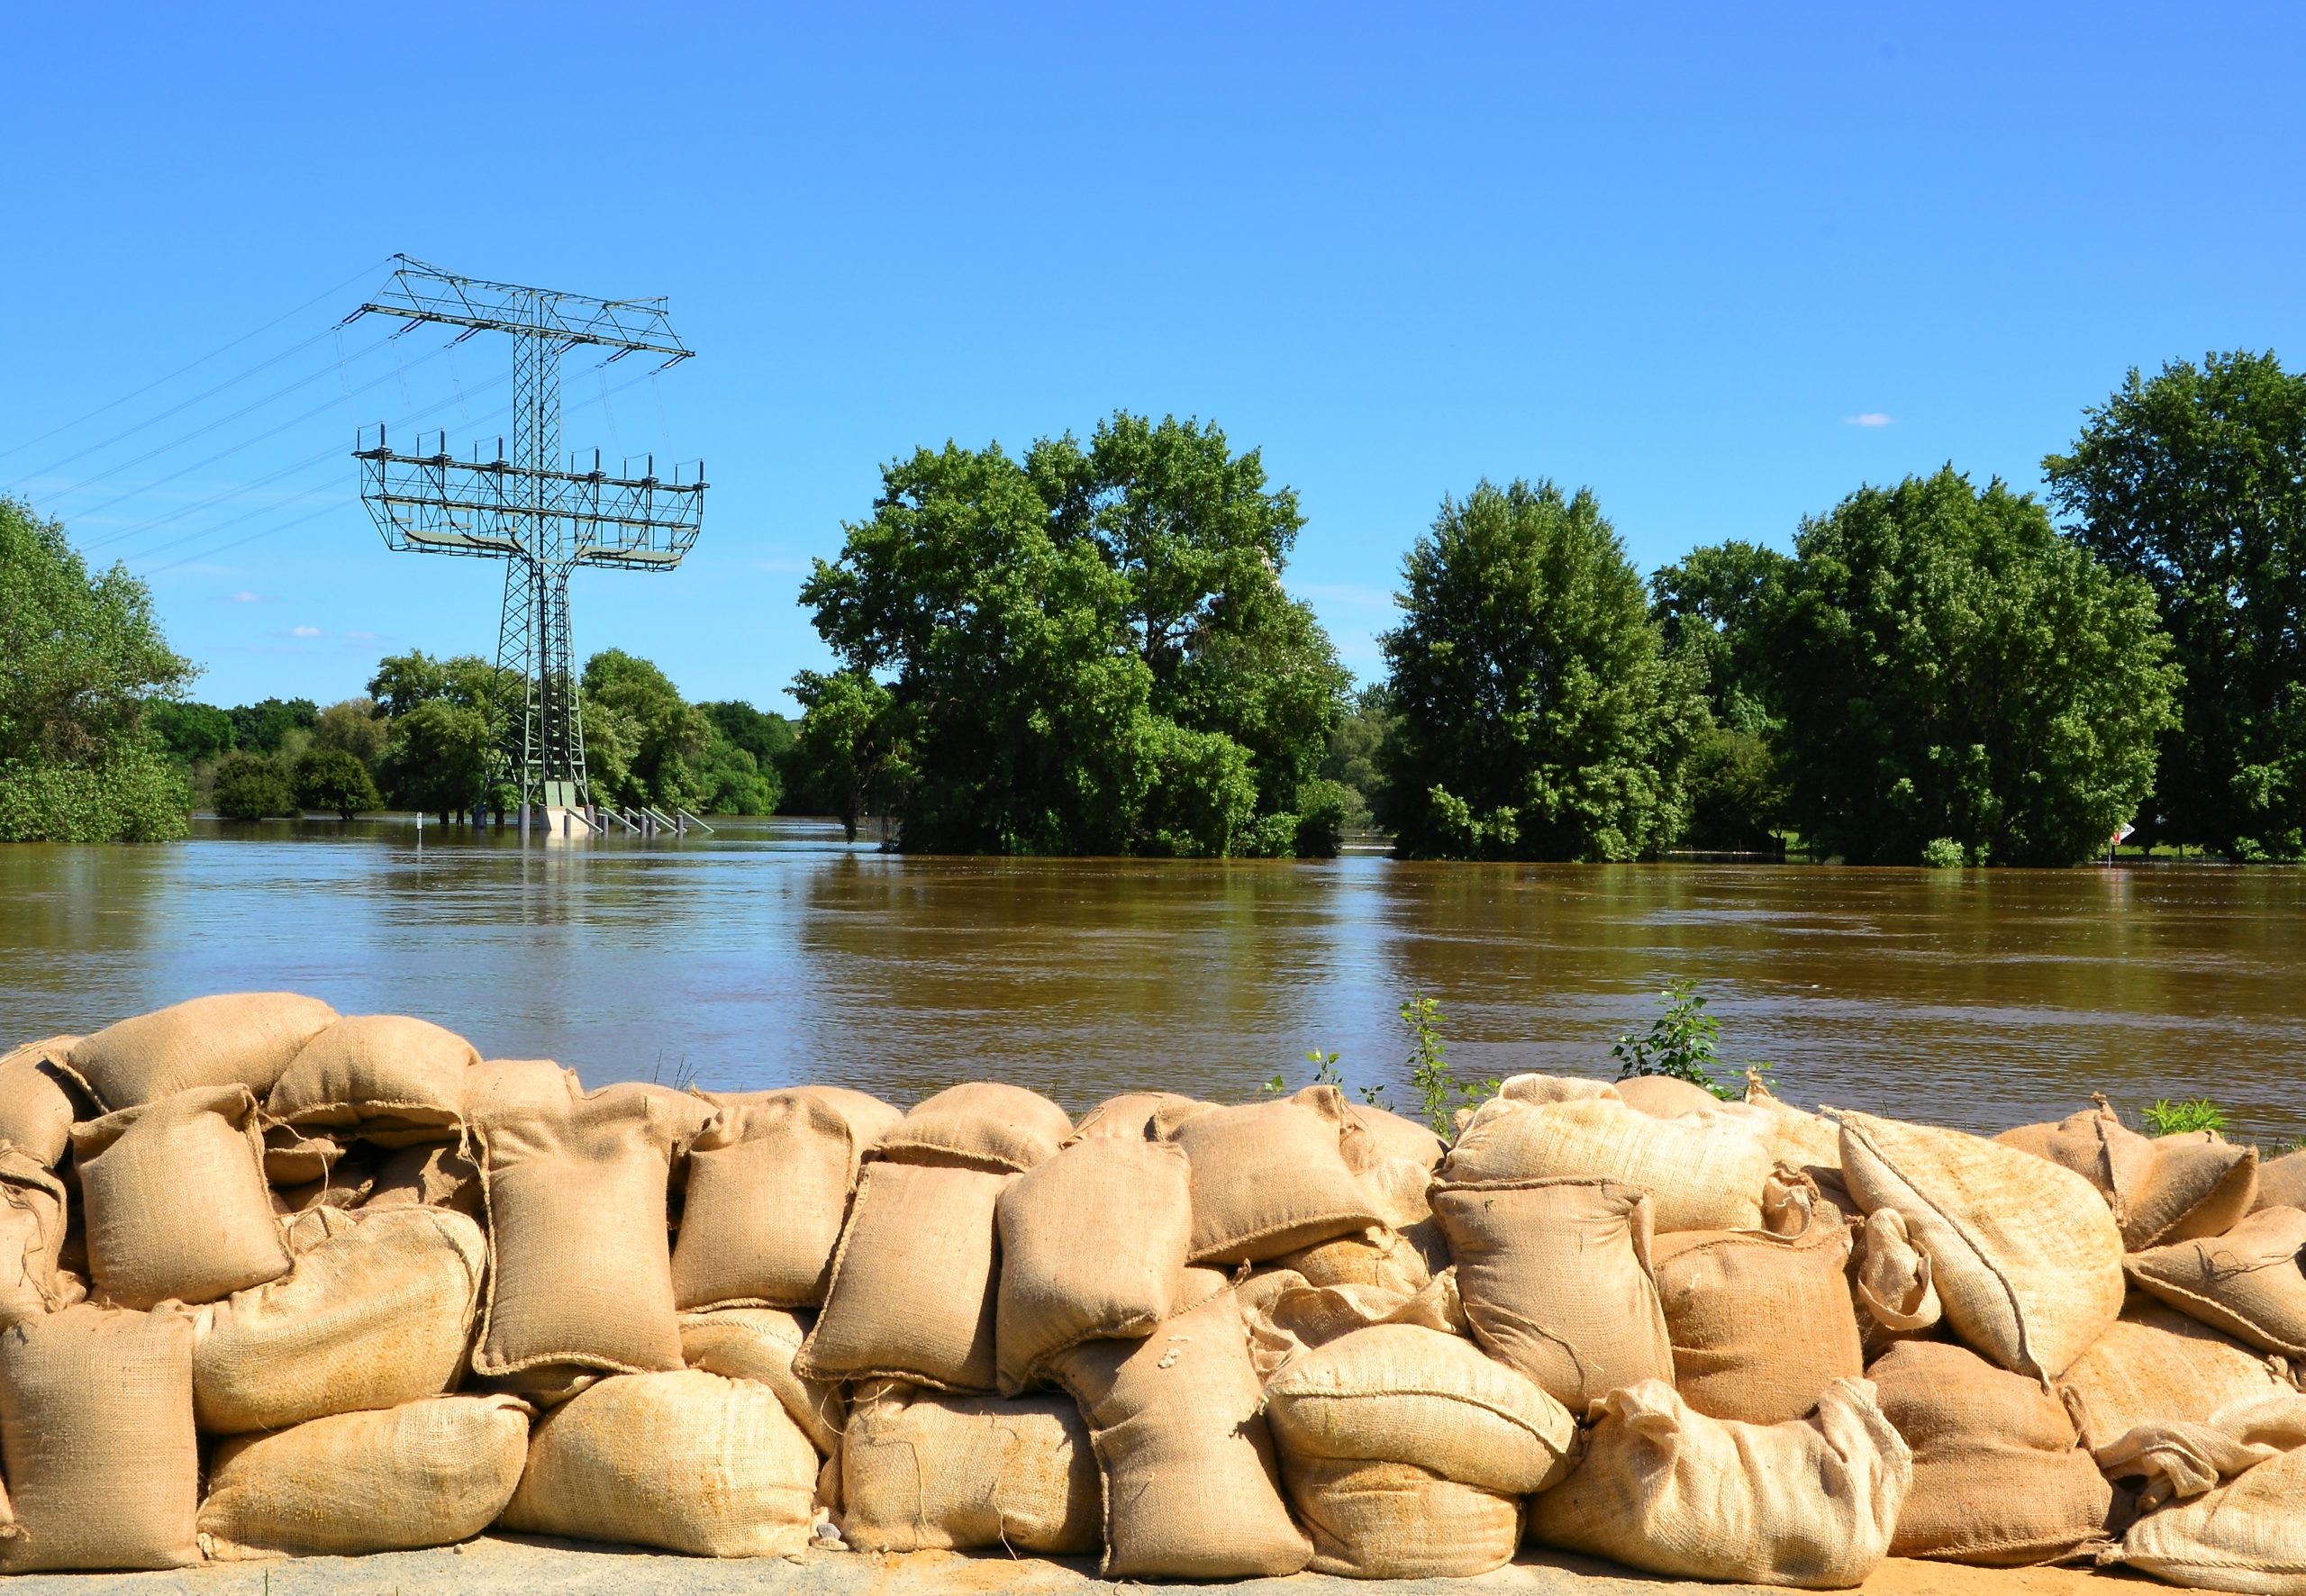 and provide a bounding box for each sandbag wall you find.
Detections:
[0,994,2302,1588]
